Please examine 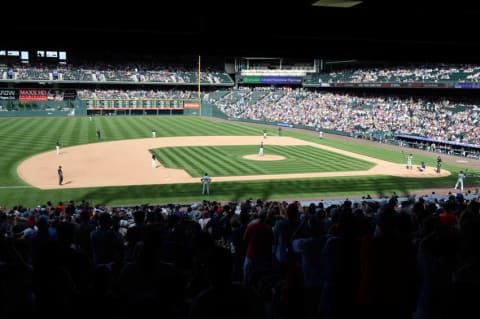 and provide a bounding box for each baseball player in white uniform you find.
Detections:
[259,141,264,156]
[151,154,156,168]
[407,154,413,169]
